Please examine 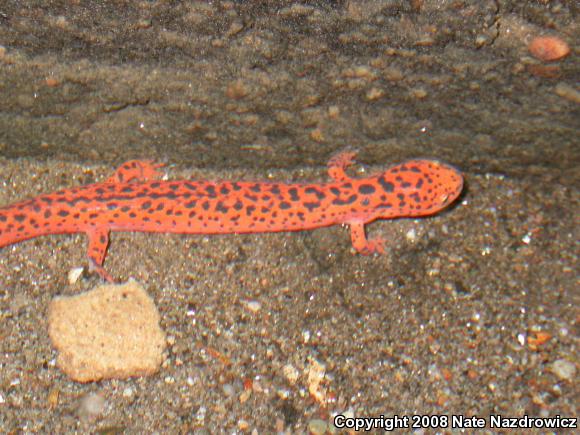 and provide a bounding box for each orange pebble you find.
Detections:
[528,36,570,61]
[45,77,60,87]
